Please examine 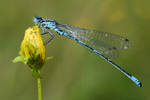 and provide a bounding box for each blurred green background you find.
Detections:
[0,0,149,100]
